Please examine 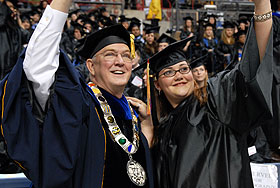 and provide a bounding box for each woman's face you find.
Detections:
[185,20,192,28]
[209,17,215,25]
[192,65,207,84]
[155,61,194,108]
[225,28,234,37]
[145,33,155,44]
[205,26,213,37]
[22,19,31,30]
